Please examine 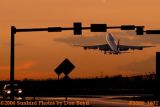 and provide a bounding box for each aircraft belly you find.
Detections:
[108,41,117,51]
